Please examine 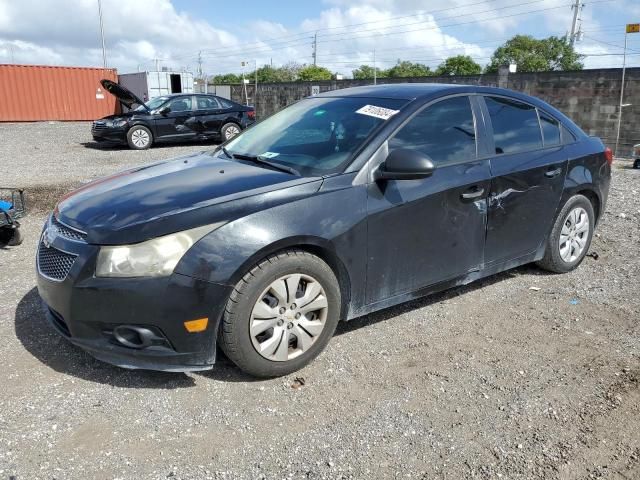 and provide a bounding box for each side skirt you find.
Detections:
[346,249,543,321]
